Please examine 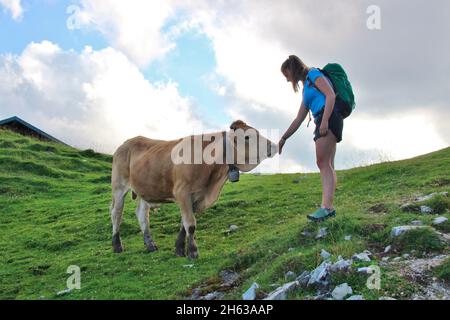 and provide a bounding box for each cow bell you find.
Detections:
[228,165,240,183]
